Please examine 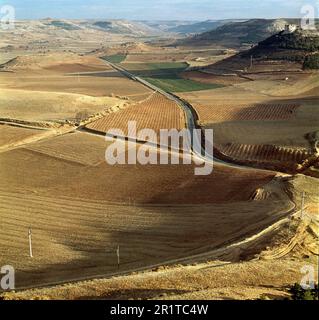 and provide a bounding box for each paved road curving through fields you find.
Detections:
[102,60,266,172]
